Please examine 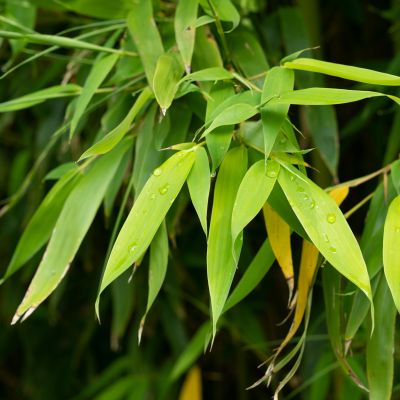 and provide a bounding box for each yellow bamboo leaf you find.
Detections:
[328,186,350,206]
[179,365,202,400]
[263,202,294,302]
